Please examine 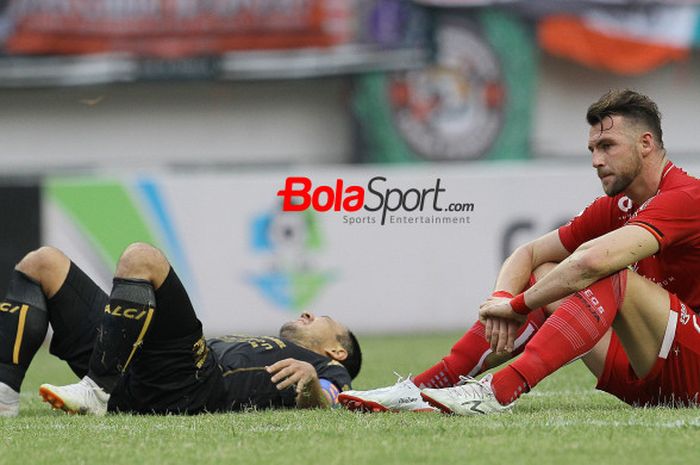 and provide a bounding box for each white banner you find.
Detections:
[44,162,697,336]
